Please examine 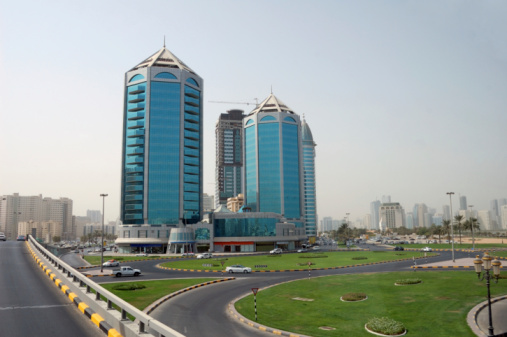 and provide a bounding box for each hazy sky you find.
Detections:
[1,1,506,224]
